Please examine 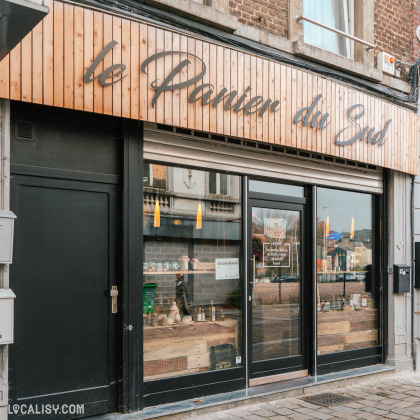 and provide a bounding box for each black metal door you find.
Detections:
[248,198,307,379]
[9,175,120,419]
